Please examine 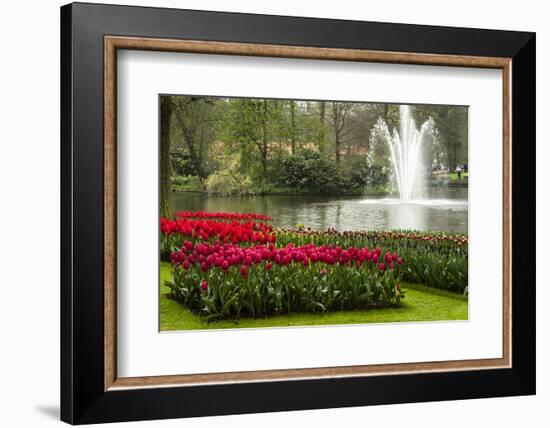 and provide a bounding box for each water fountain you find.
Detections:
[356,104,467,232]
[378,105,434,200]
